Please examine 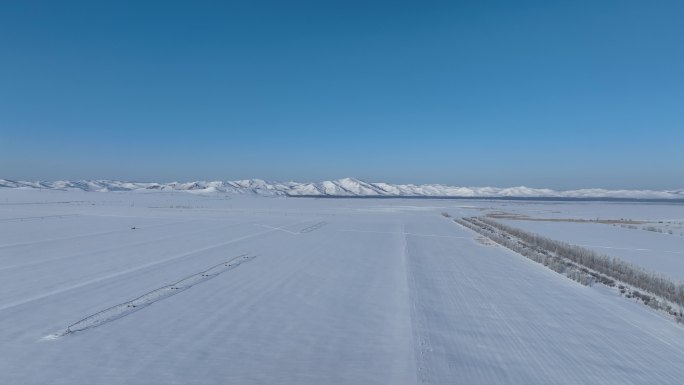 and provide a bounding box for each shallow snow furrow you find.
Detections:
[0,223,305,312]
[404,217,684,384]
[576,244,684,255]
[401,225,430,384]
[0,220,253,272]
[51,255,255,337]
[0,214,80,222]
[252,223,301,235]
[0,218,193,250]
[339,229,471,239]
[299,221,327,233]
